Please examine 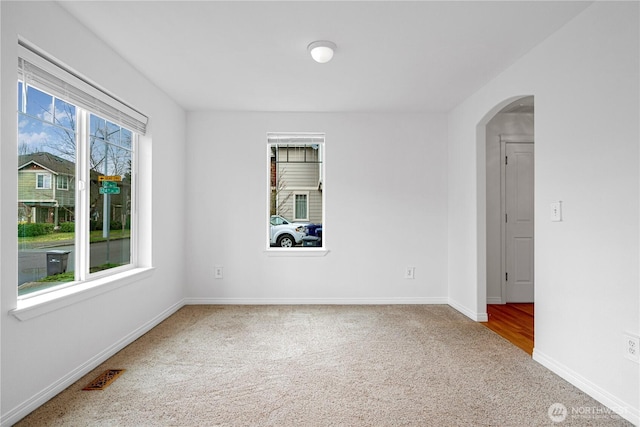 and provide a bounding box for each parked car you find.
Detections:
[270,215,308,247]
[305,223,322,238]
